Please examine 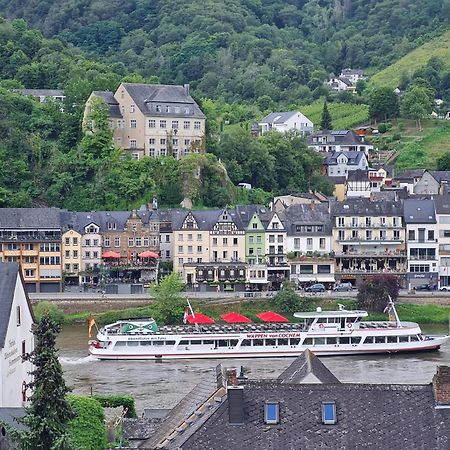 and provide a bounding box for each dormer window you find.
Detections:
[322,401,337,424]
[156,105,161,112]
[264,401,279,424]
